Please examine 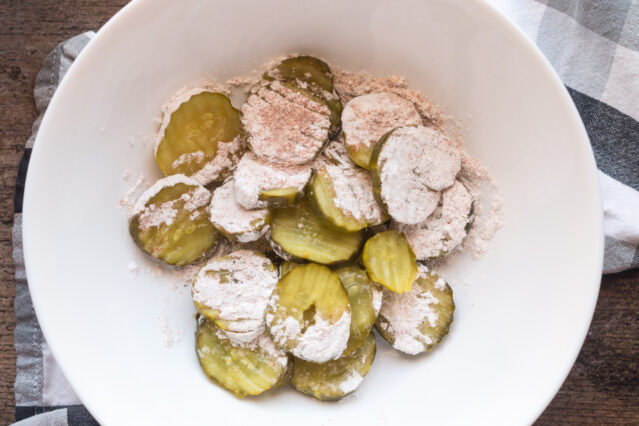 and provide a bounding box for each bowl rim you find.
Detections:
[22,0,604,424]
